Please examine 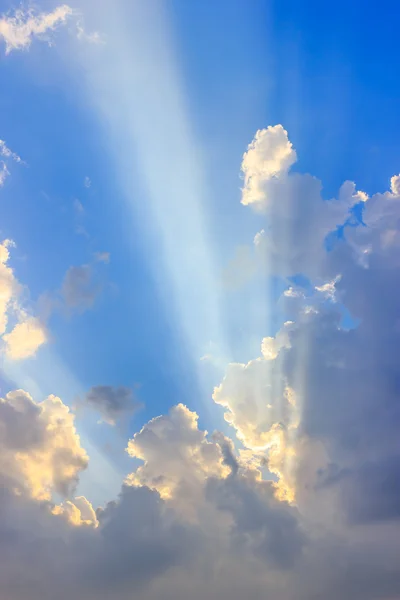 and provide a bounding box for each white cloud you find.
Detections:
[3,315,47,360]
[390,174,400,196]
[77,22,103,45]
[0,239,20,334]
[236,125,368,279]
[0,139,22,163]
[0,161,9,186]
[0,240,47,360]
[0,5,73,54]
[241,125,297,207]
